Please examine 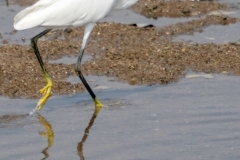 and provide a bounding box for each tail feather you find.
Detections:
[14,4,49,30]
